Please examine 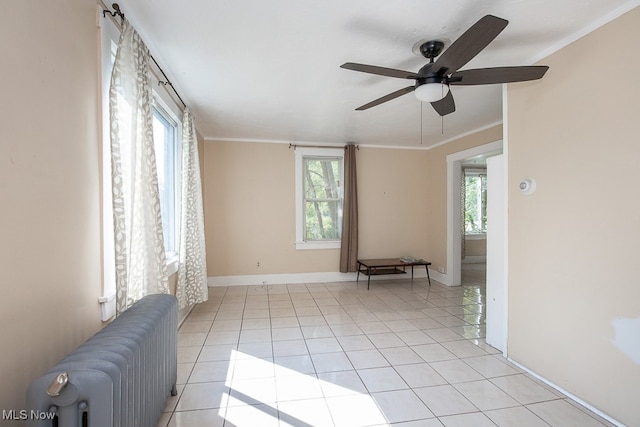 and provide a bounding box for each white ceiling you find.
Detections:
[117,0,636,148]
